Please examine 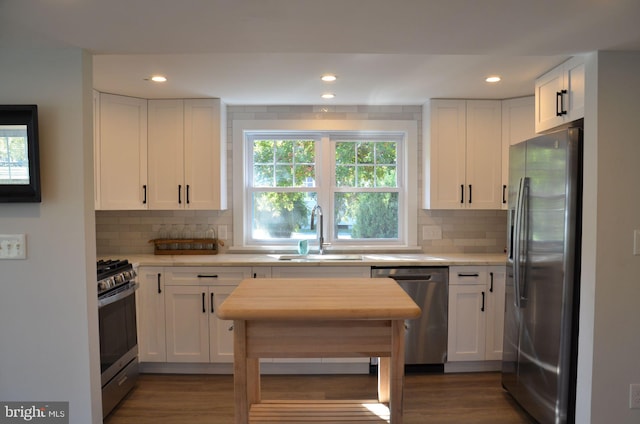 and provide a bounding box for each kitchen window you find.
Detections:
[233,119,418,251]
